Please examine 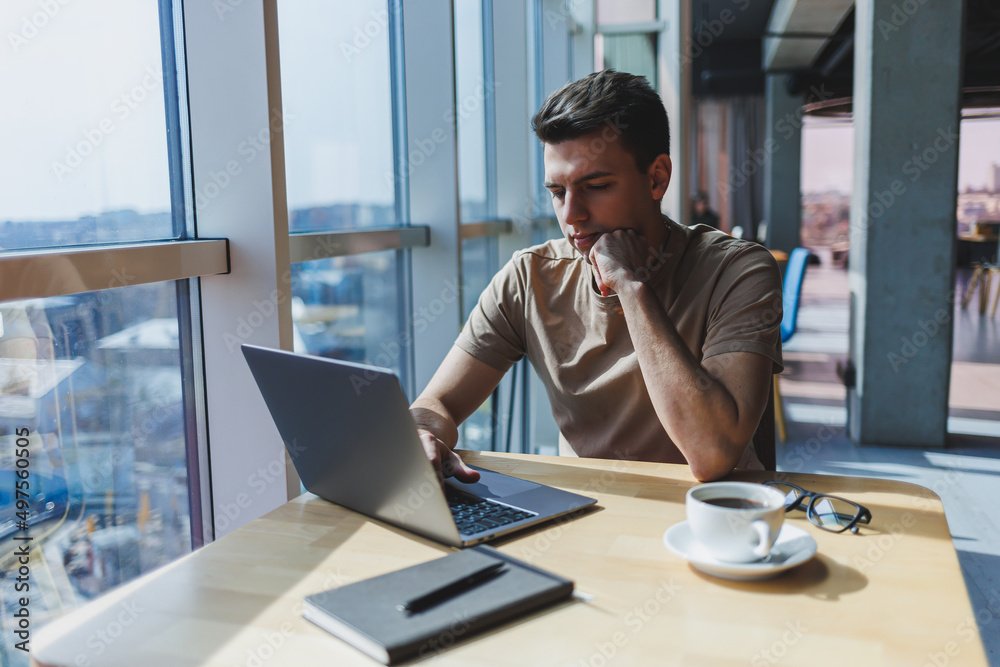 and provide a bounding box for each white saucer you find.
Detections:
[663,521,817,581]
